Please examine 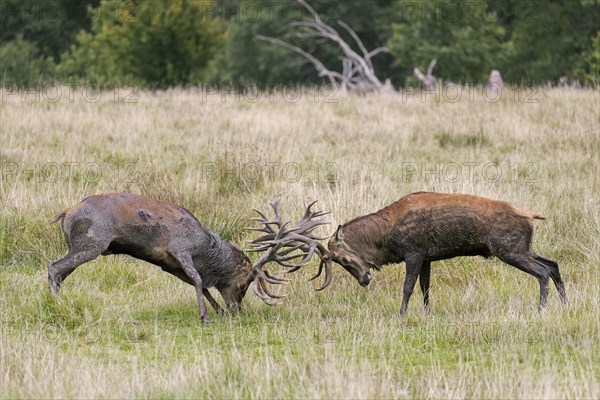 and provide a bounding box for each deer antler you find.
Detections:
[247,201,333,304]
